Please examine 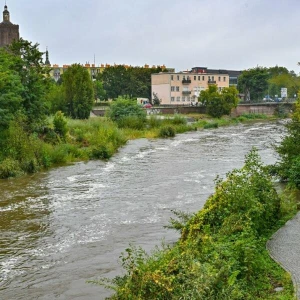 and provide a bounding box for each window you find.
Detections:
[218,76,221,81]
[198,76,200,80]
[176,96,180,102]
[194,76,196,80]
[177,75,180,80]
[187,96,191,101]
[171,75,174,80]
[176,86,180,92]
[208,76,211,80]
[223,77,226,81]
[171,86,175,92]
[212,76,214,81]
[171,97,175,102]
[182,96,186,102]
[183,75,186,79]
[202,76,205,80]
